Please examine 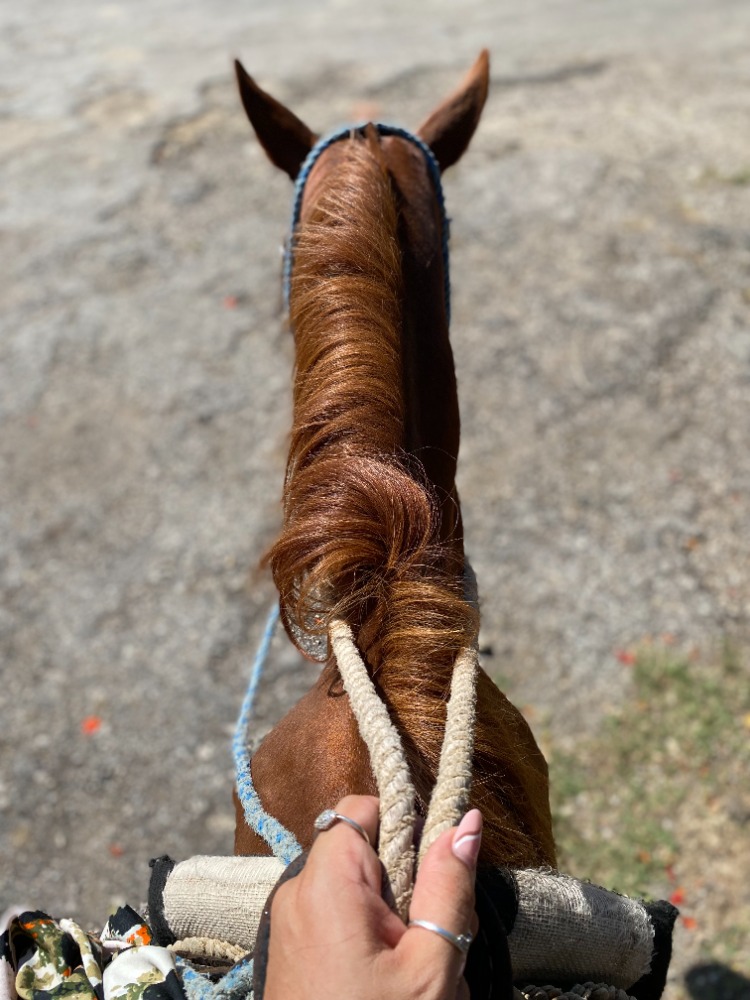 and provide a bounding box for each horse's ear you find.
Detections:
[417,50,490,172]
[234,60,317,180]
